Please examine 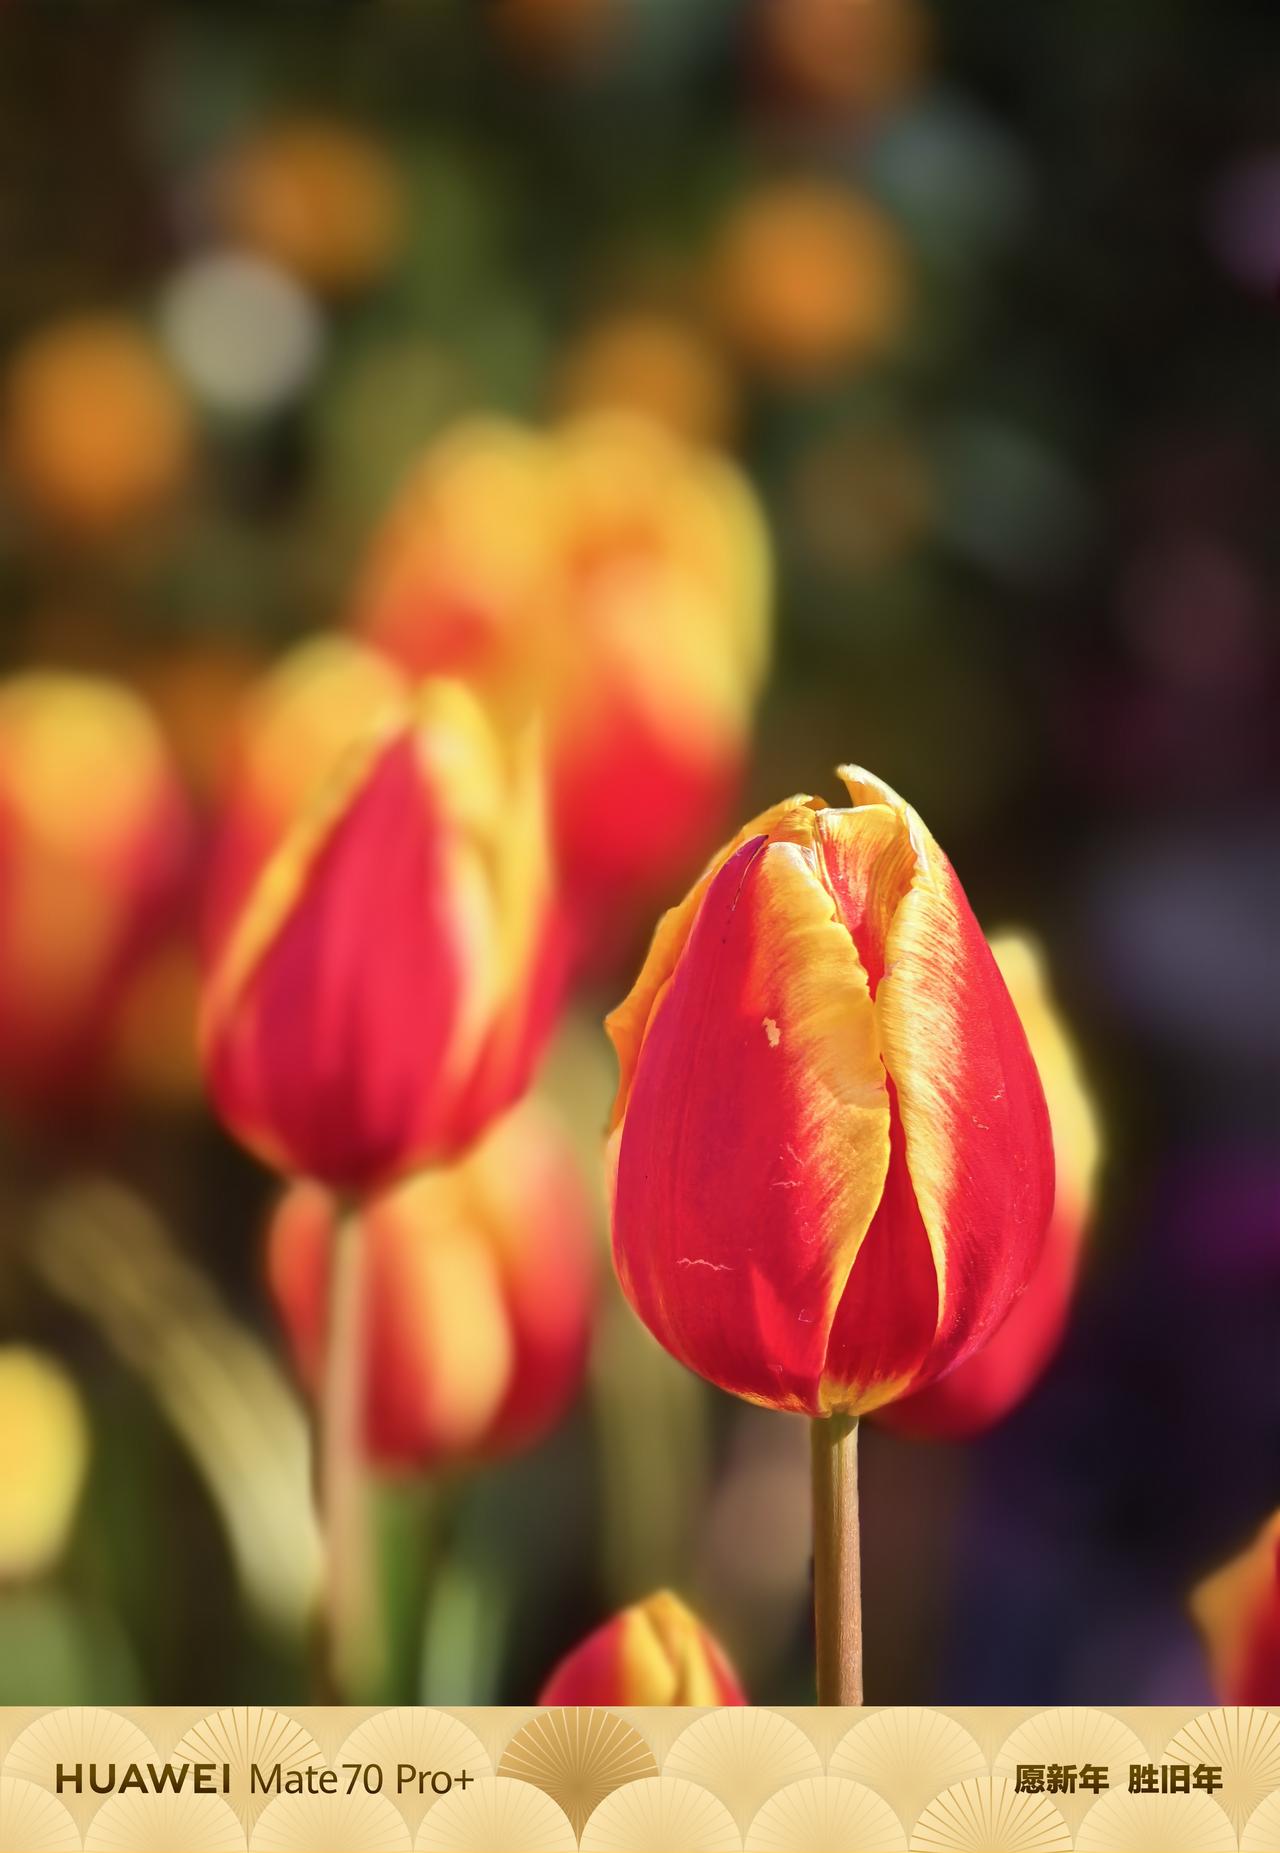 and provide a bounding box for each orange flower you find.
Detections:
[879,932,1101,1438]
[215,118,403,297]
[539,1590,745,1704]
[3,316,193,535]
[266,1101,595,1471]
[201,680,560,1190]
[351,414,771,936]
[0,673,192,1111]
[606,768,1054,1417]
[708,180,908,381]
[1192,1512,1280,1704]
